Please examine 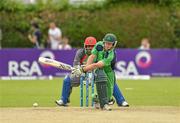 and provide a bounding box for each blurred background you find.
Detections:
[0,0,180,107]
[0,0,180,48]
